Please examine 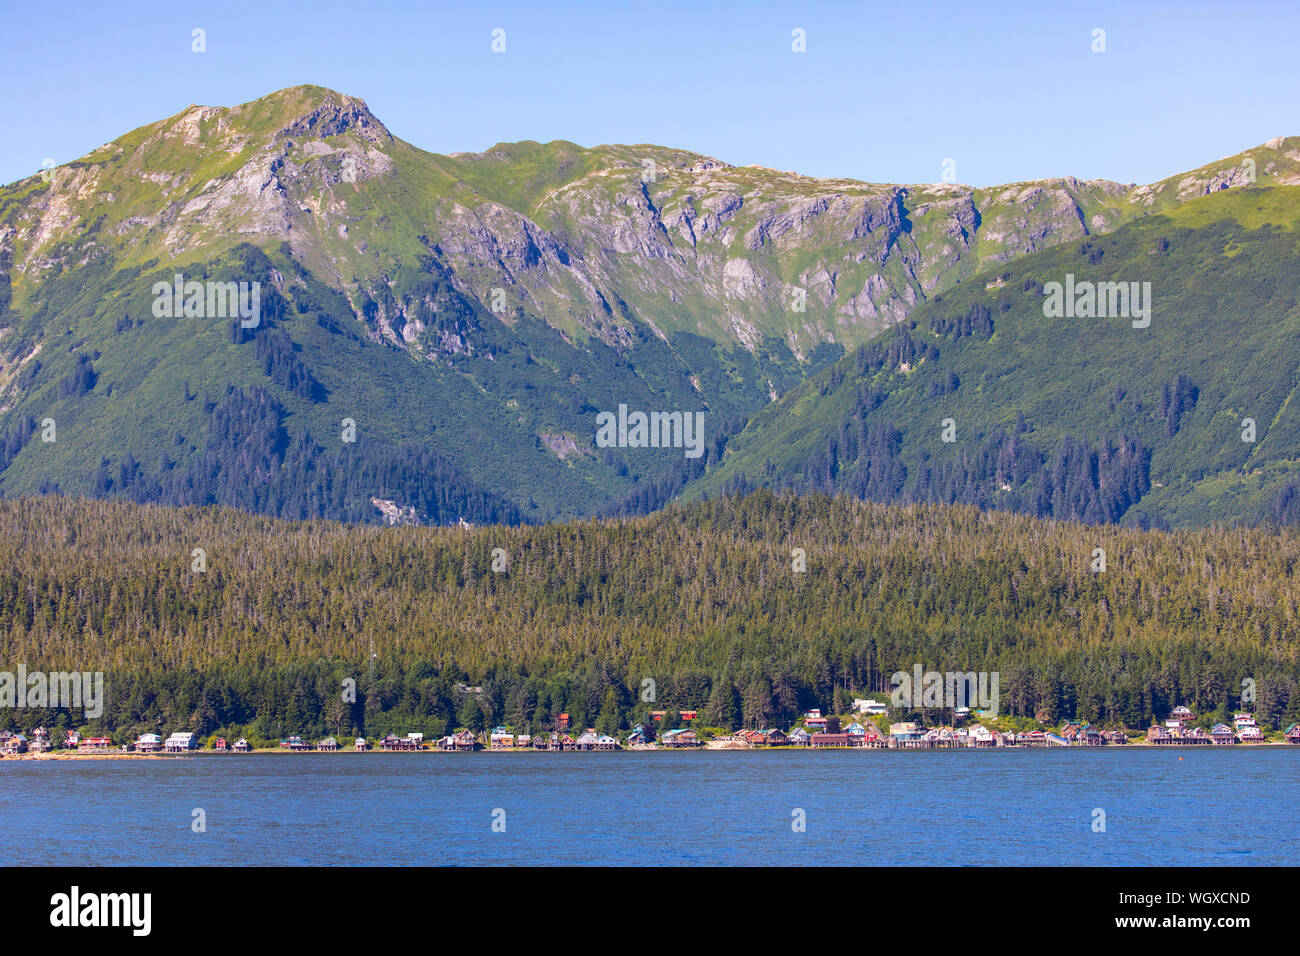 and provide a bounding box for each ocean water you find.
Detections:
[3,749,1295,865]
